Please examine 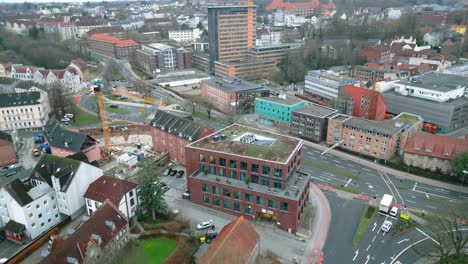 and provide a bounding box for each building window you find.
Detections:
[95,202,100,208]
[240,162,247,170]
[29,213,33,218]
[251,175,259,184]
[31,223,35,227]
[262,178,270,186]
[245,206,253,215]
[234,203,241,212]
[44,200,47,205]
[213,198,220,207]
[50,195,55,200]
[234,191,241,200]
[48,218,51,223]
[36,204,40,209]
[245,193,253,203]
[219,158,226,166]
[41,223,44,227]
[38,213,42,218]
[129,191,134,197]
[280,202,289,212]
[268,199,277,208]
[223,188,231,197]
[220,168,225,177]
[251,164,259,173]
[130,198,135,206]
[212,186,220,195]
[210,166,216,175]
[209,156,216,164]
[230,170,237,179]
[203,195,210,204]
[223,200,231,210]
[274,181,282,189]
[199,154,205,162]
[256,196,265,206]
[202,184,209,192]
[274,168,282,177]
[230,160,237,169]
[262,166,270,175]
[240,172,247,181]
